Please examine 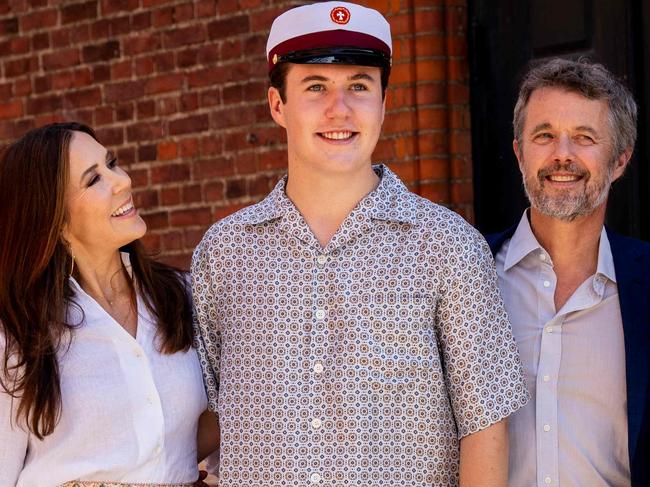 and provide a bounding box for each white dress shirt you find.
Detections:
[497,212,630,487]
[0,256,207,487]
